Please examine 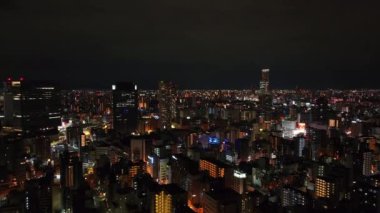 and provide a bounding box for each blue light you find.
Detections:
[208,137,220,144]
